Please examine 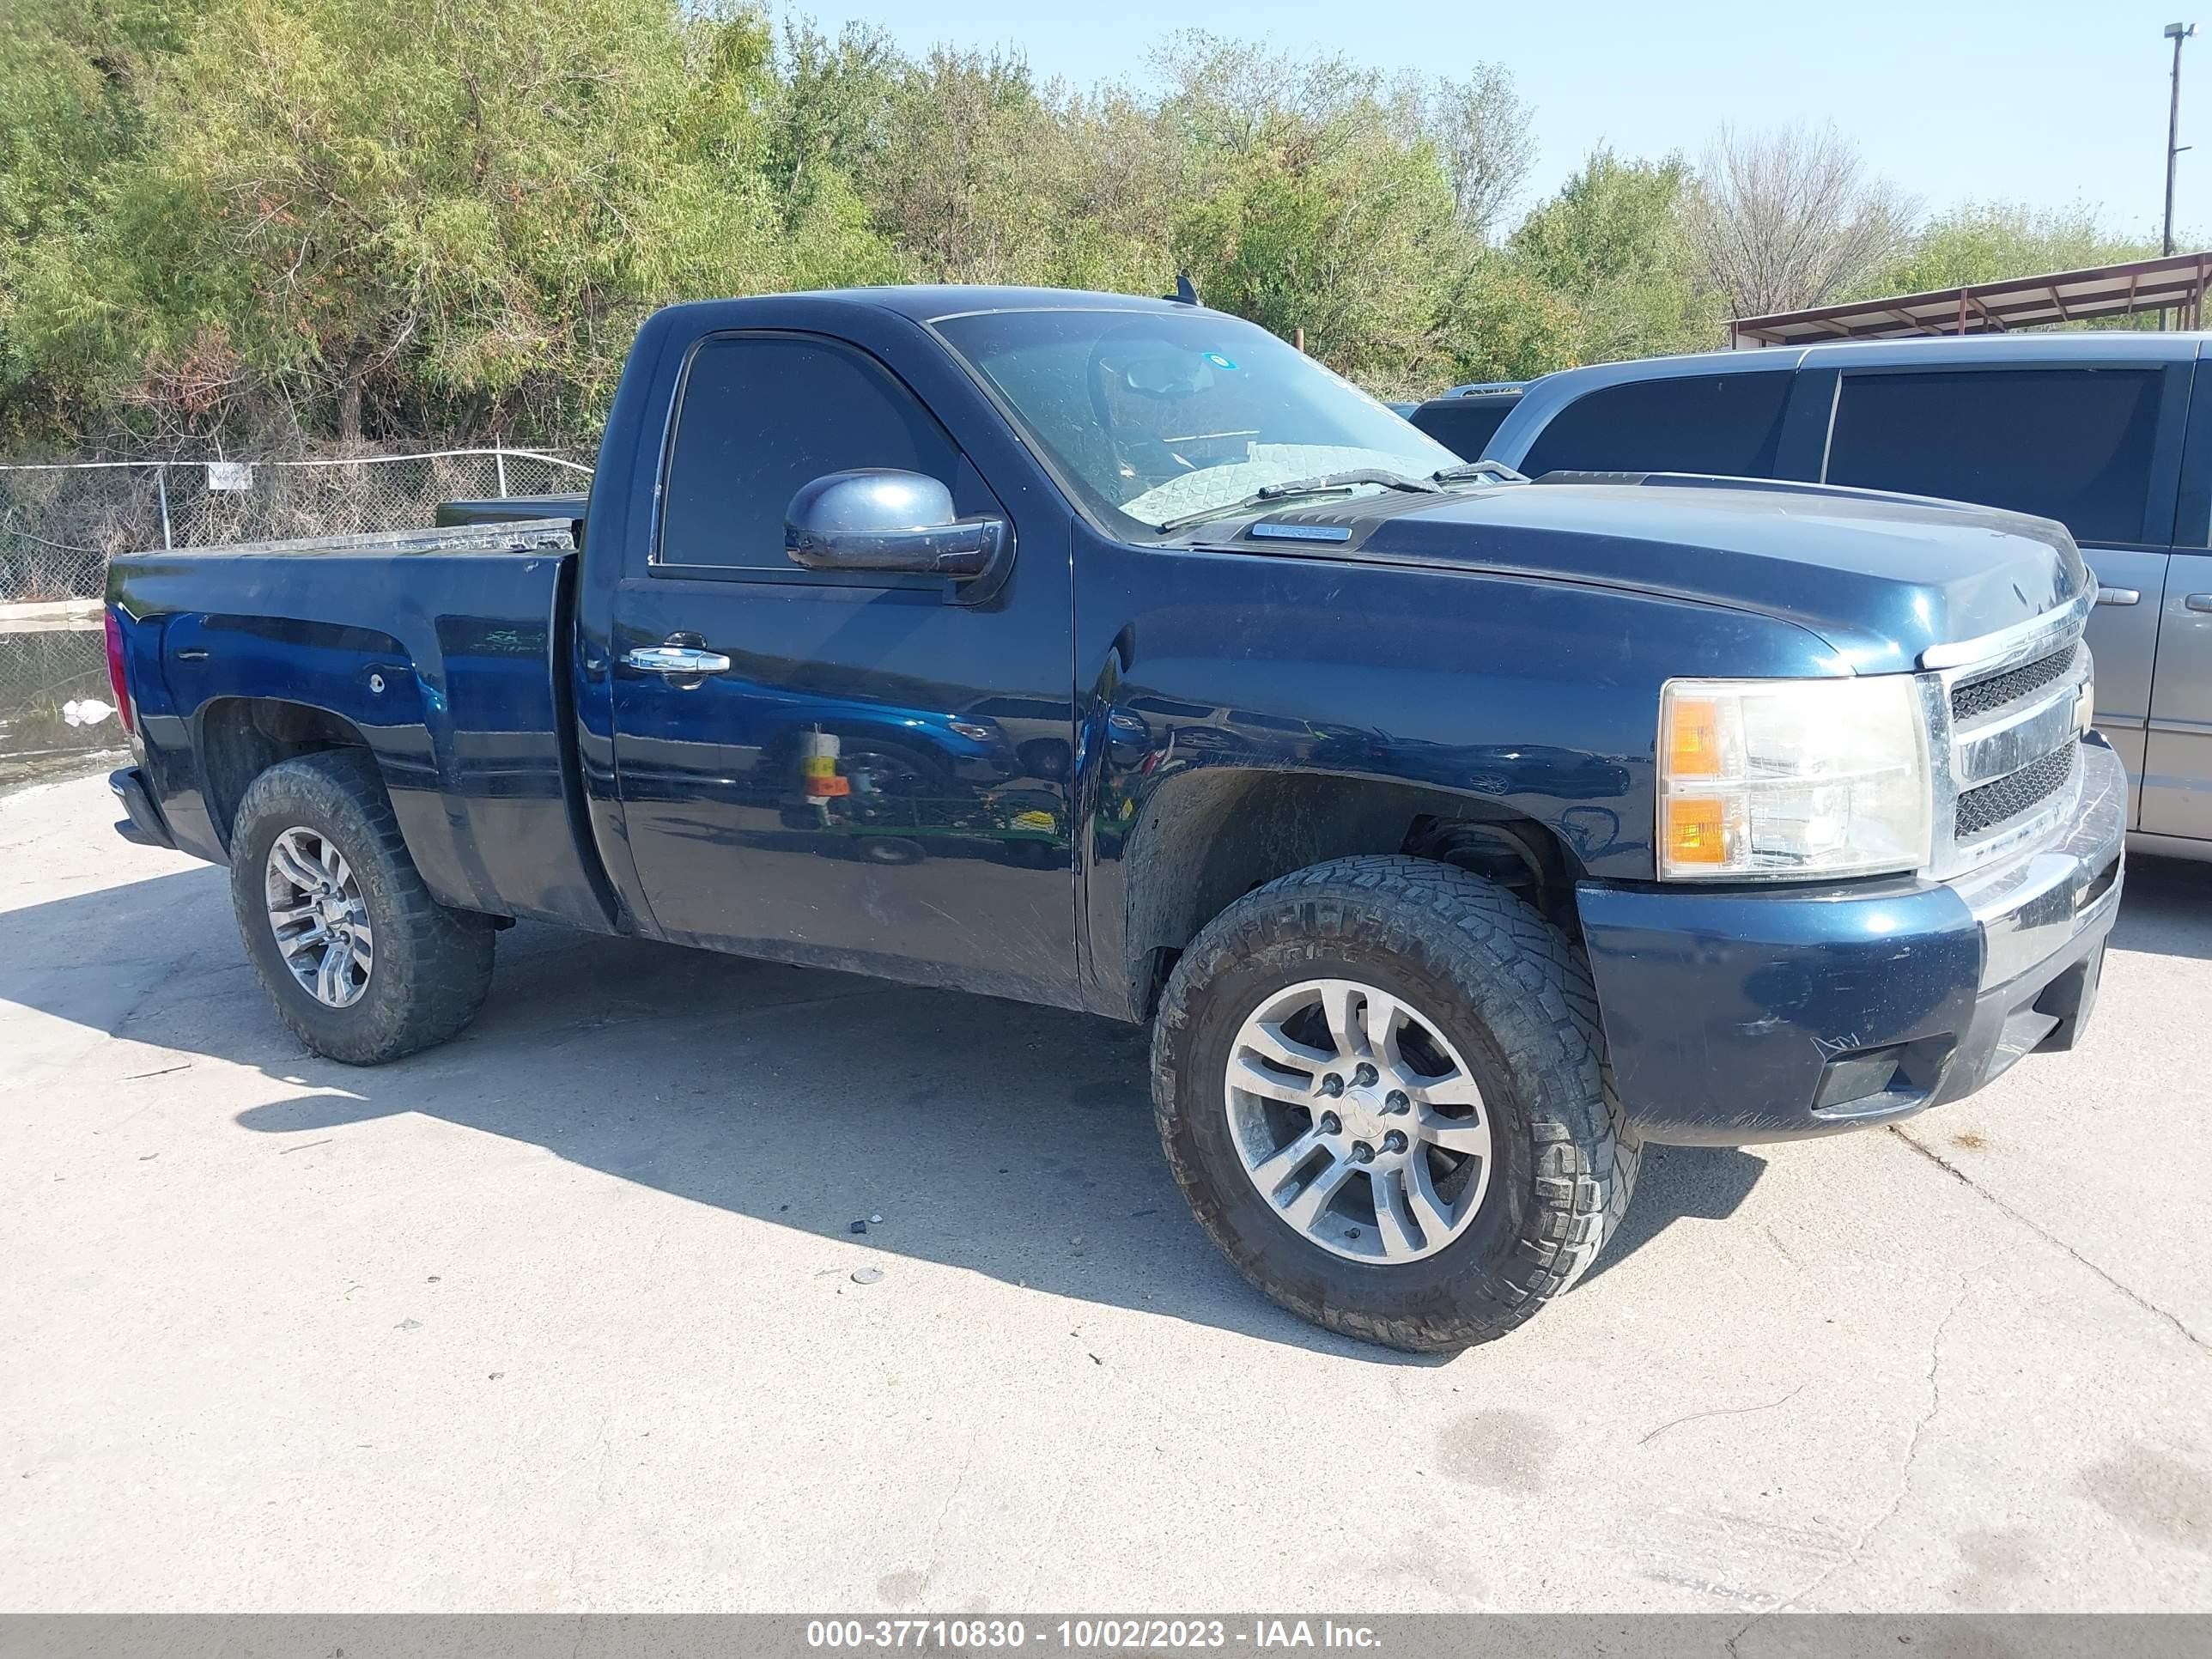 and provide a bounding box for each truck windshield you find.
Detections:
[932,307,1459,538]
